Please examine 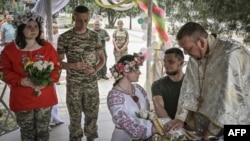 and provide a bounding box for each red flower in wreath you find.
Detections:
[116,63,125,73]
